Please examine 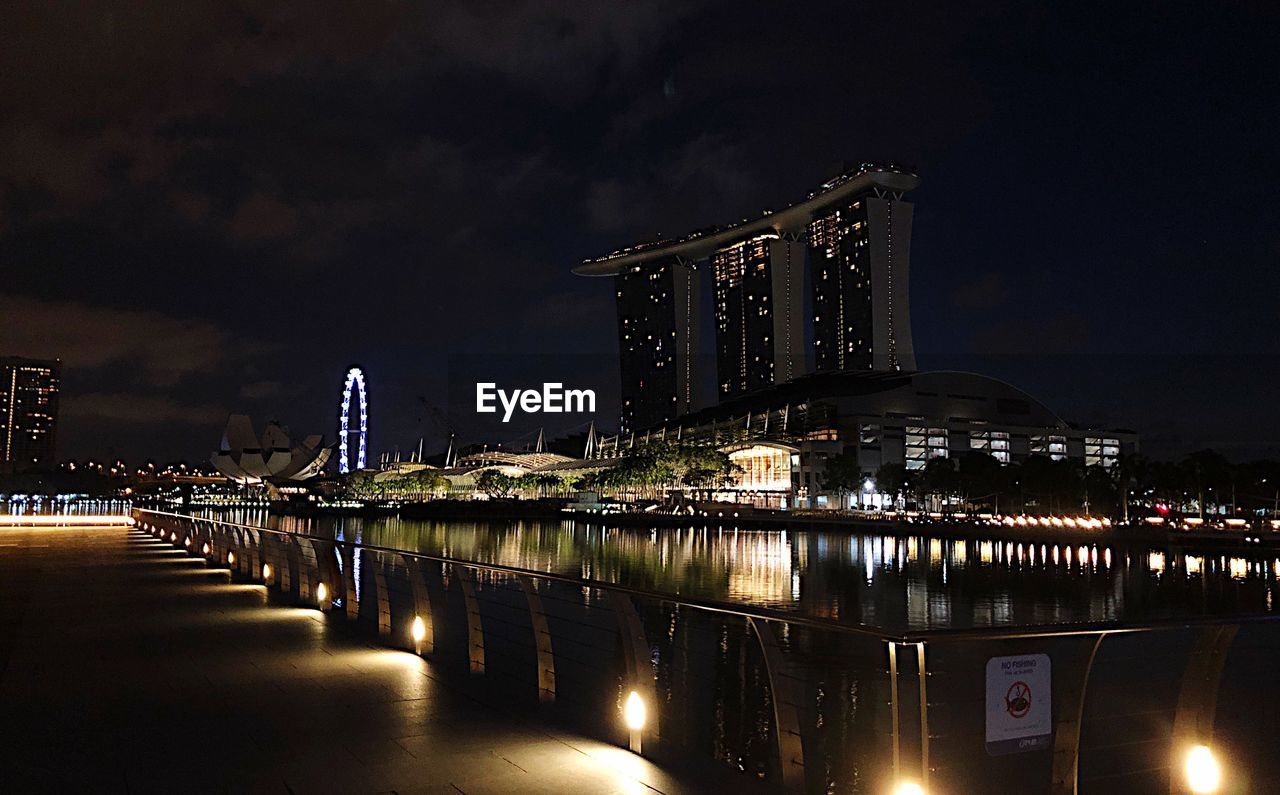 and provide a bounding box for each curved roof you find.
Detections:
[574,164,920,276]
[455,451,577,470]
[647,369,1067,434]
